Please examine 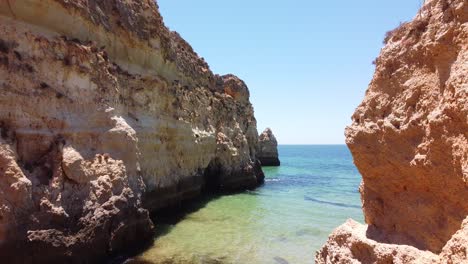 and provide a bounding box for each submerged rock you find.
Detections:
[0,0,264,262]
[318,0,468,263]
[258,128,280,166]
[273,256,290,264]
